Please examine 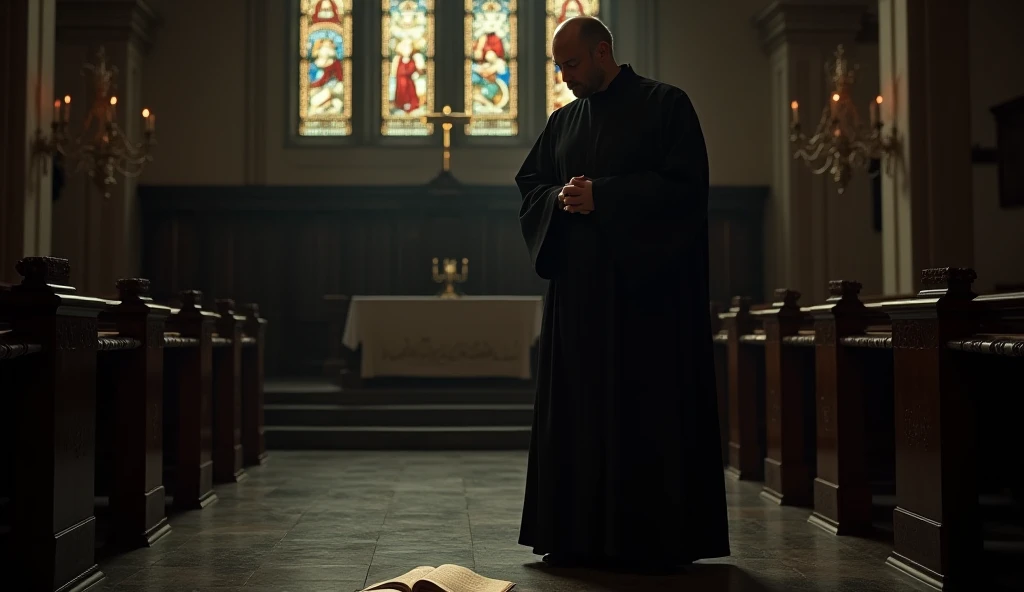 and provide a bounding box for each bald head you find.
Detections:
[553,15,614,55]
[551,16,619,100]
